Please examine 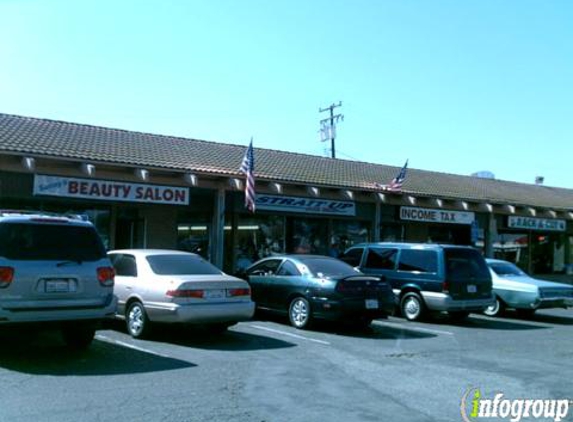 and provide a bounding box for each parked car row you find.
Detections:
[1,211,572,351]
